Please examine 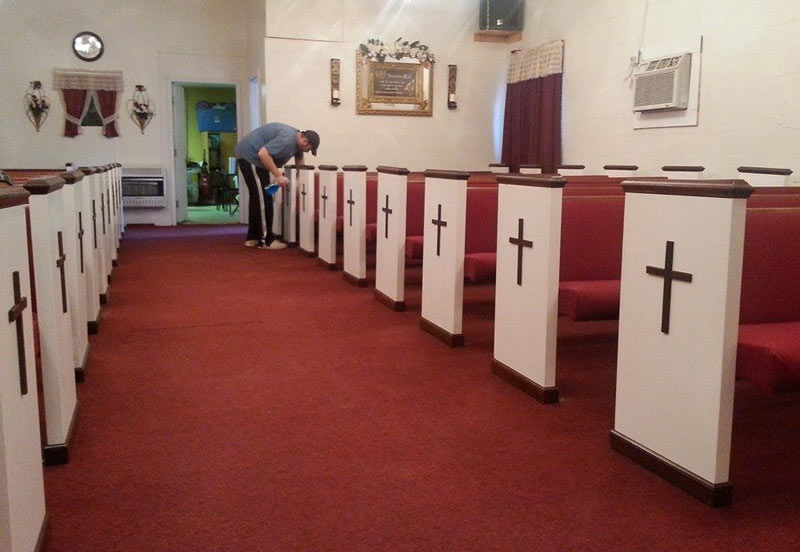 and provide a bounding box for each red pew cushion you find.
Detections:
[465,252,497,283]
[737,321,800,394]
[558,280,621,321]
[406,235,424,259]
